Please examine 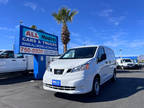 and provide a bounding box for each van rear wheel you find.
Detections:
[92,78,100,96]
